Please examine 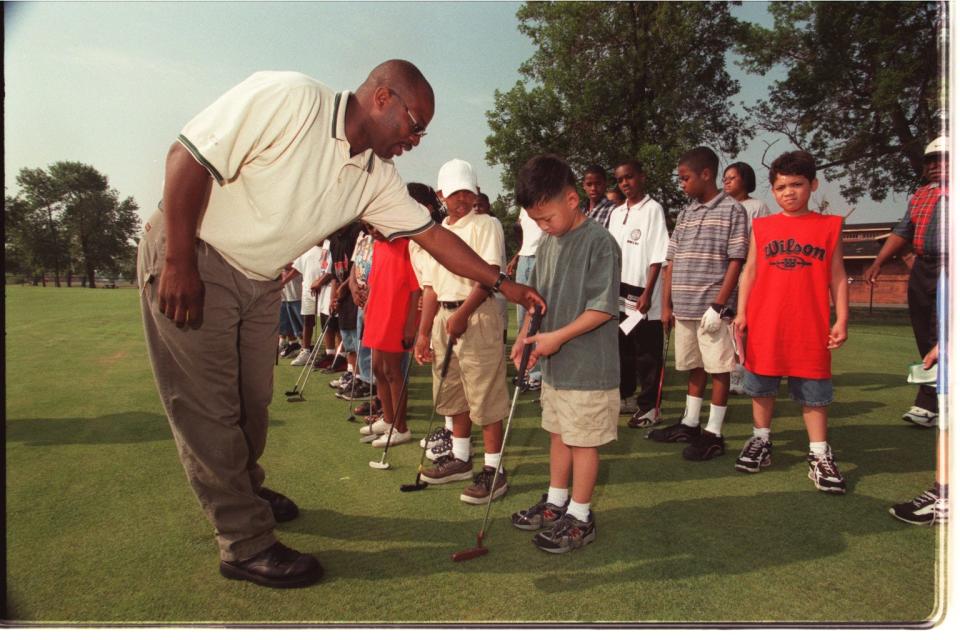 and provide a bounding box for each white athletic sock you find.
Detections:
[547,486,569,507]
[347,364,354,373]
[566,499,591,522]
[809,441,829,457]
[444,416,454,431]
[484,452,501,469]
[326,348,335,355]
[682,395,703,426]
[705,404,727,436]
[452,437,471,462]
[753,427,771,442]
